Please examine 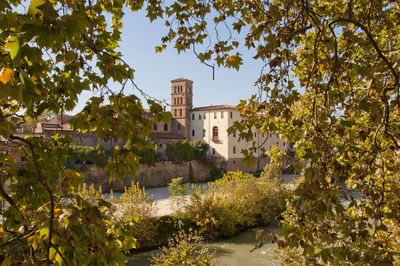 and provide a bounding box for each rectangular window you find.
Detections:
[192,113,195,120]
[221,112,224,118]
[233,132,236,137]
[179,109,182,116]
[262,133,264,138]
[159,143,163,148]
[233,146,236,154]
[212,148,216,156]
[214,112,217,119]
[204,113,206,119]
[230,111,233,119]
[202,129,205,137]
[199,114,201,120]
[192,129,195,136]
[254,132,256,137]
[178,124,181,130]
